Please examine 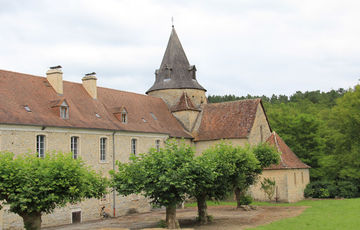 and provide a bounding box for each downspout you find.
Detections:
[112,131,116,217]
